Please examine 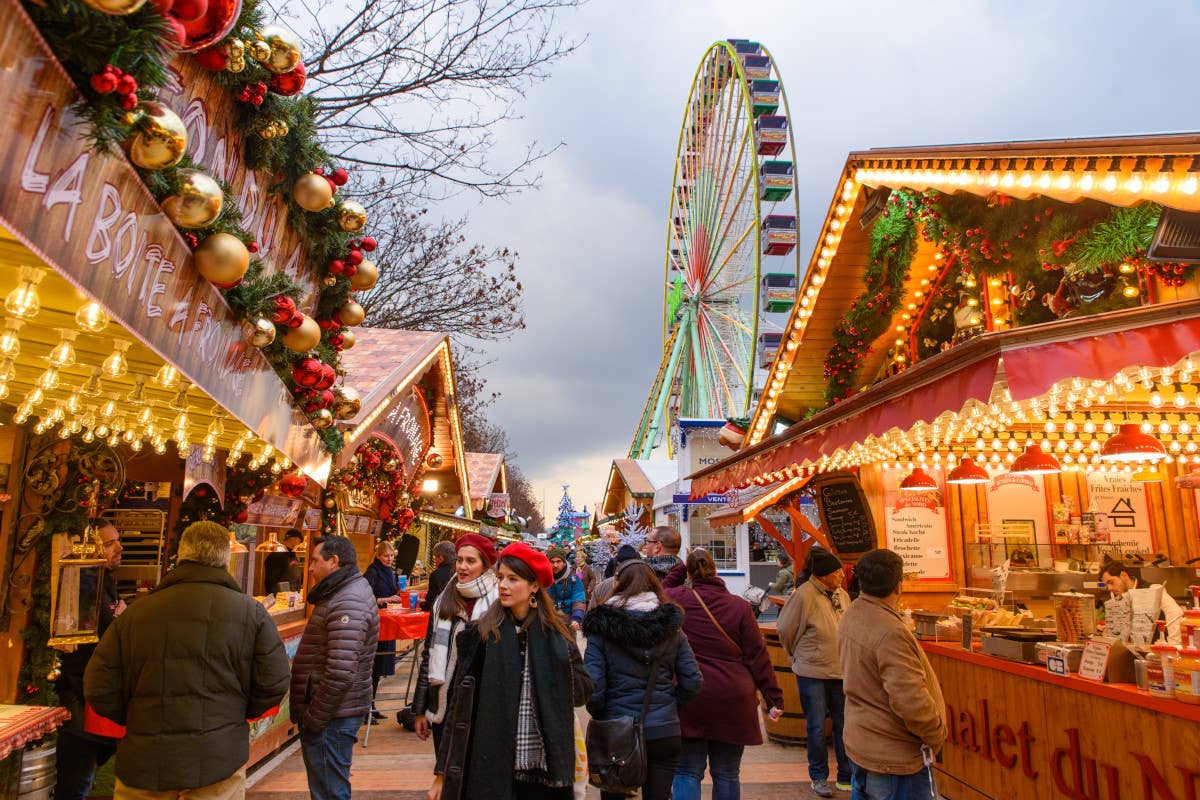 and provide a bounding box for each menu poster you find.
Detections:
[813,478,875,554]
[985,472,1050,547]
[882,467,952,581]
[1084,471,1154,551]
